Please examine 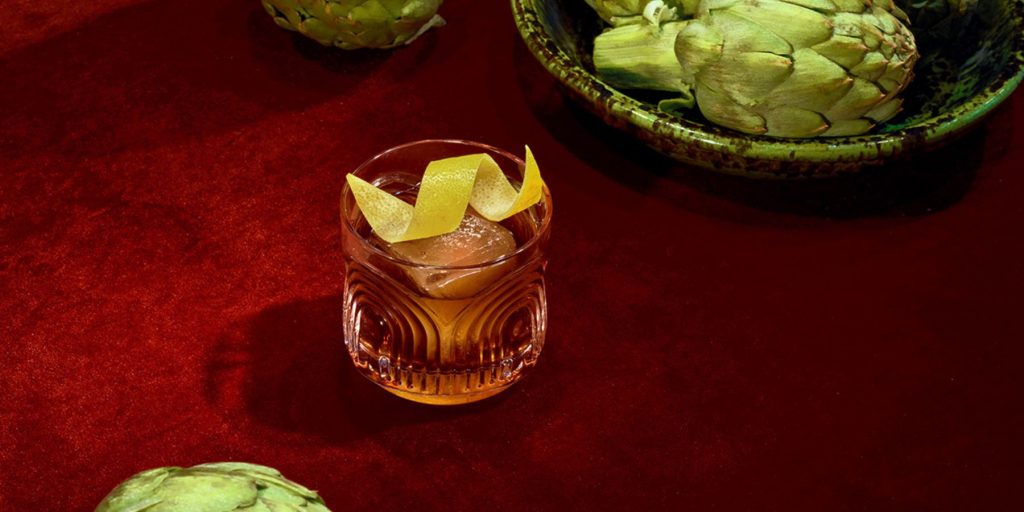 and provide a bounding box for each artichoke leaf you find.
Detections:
[250,475,319,503]
[810,35,869,69]
[876,75,905,94]
[863,96,903,122]
[150,473,259,512]
[759,48,853,112]
[832,0,869,13]
[708,10,792,54]
[761,105,830,137]
[191,463,281,476]
[849,51,889,80]
[877,37,898,59]
[823,77,885,120]
[696,83,768,134]
[701,0,744,12]
[253,483,305,507]
[832,11,869,38]
[821,118,875,136]
[300,19,338,44]
[702,51,794,107]
[96,468,176,512]
[674,21,724,83]
[873,8,899,34]
[780,0,842,12]
[726,1,833,48]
